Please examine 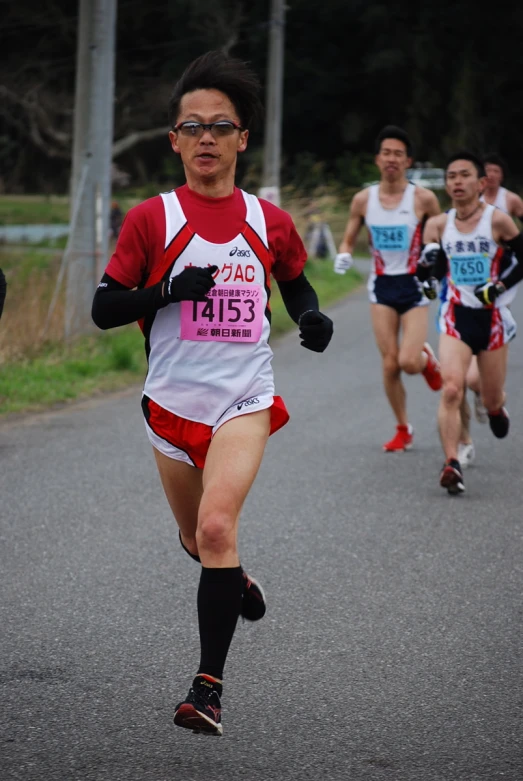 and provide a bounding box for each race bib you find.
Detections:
[371,225,408,251]
[450,255,490,286]
[180,284,264,343]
